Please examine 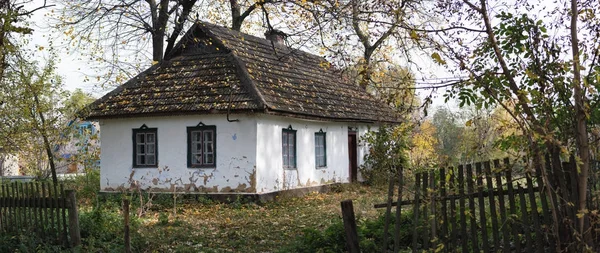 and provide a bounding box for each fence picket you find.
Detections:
[475,162,490,252]
[429,171,437,244]
[458,165,468,252]
[518,184,533,252]
[393,167,404,253]
[421,172,430,250]
[439,168,448,247]
[449,167,457,252]
[484,161,501,251]
[41,182,48,238]
[466,164,479,253]
[411,173,421,253]
[382,173,395,253]
[493,159,510,253]
[525,173,544,253]
[504,160,521,253]
[1,185,5,233]
[61,184,68,246]
[36,183,42,237]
